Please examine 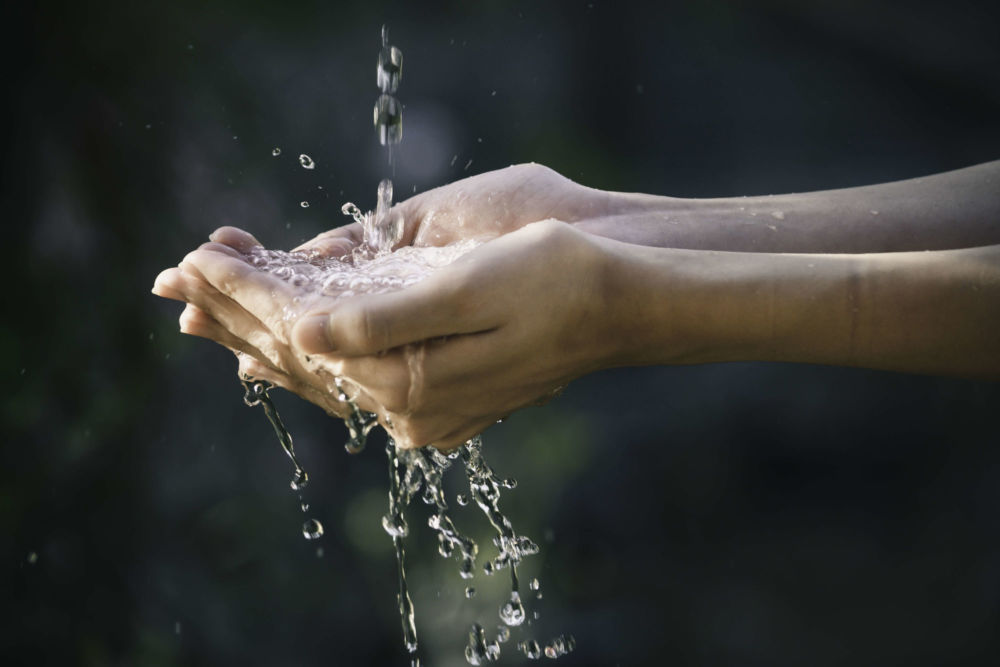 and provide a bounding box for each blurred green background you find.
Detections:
[3,0,1000,665]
